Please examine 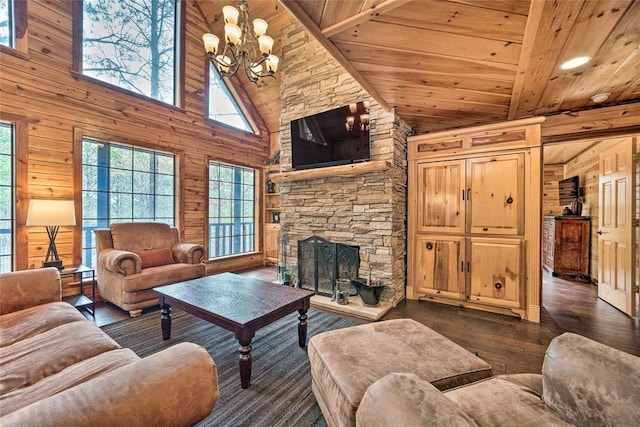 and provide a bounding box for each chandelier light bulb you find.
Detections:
[202,33,219,55]
[224,23,242,45]
[222,6,239,25]
[258,35,274,56]
[349,103,357,113]
[253,19,268,37]
[363,100,370,111]
[360,113,370,125]
[250,62,263,78]
[266,55,279,73]
[216,55,231,73]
